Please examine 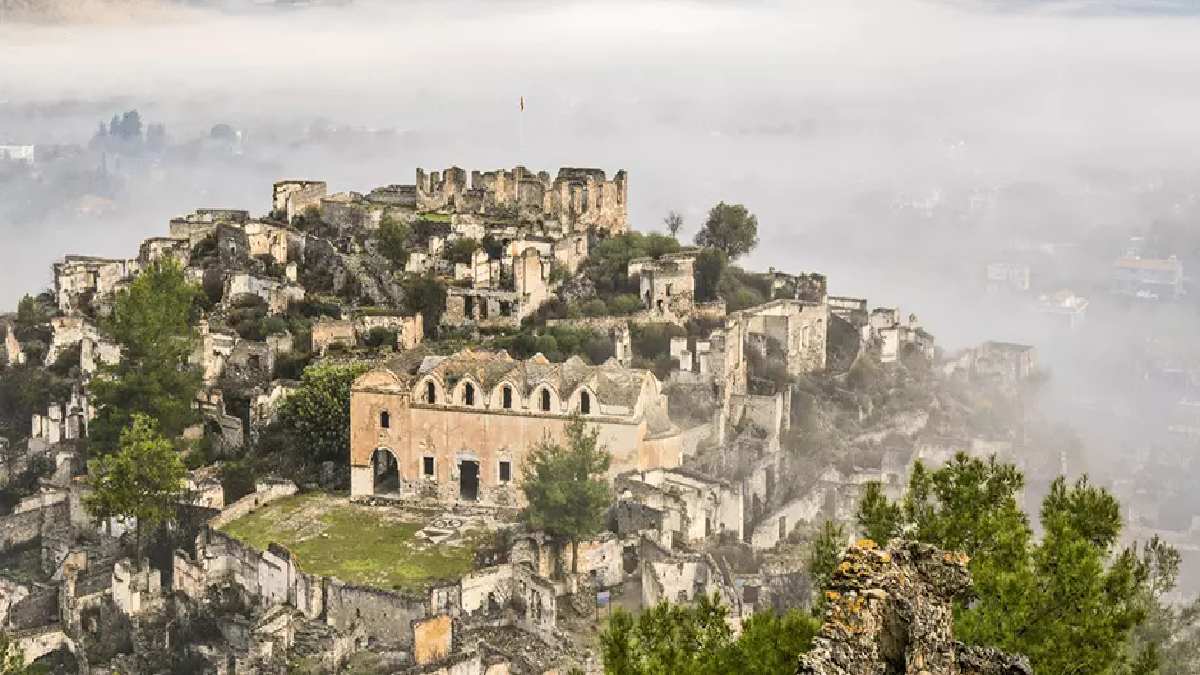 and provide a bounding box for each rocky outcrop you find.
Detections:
[797,539,1031,675]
